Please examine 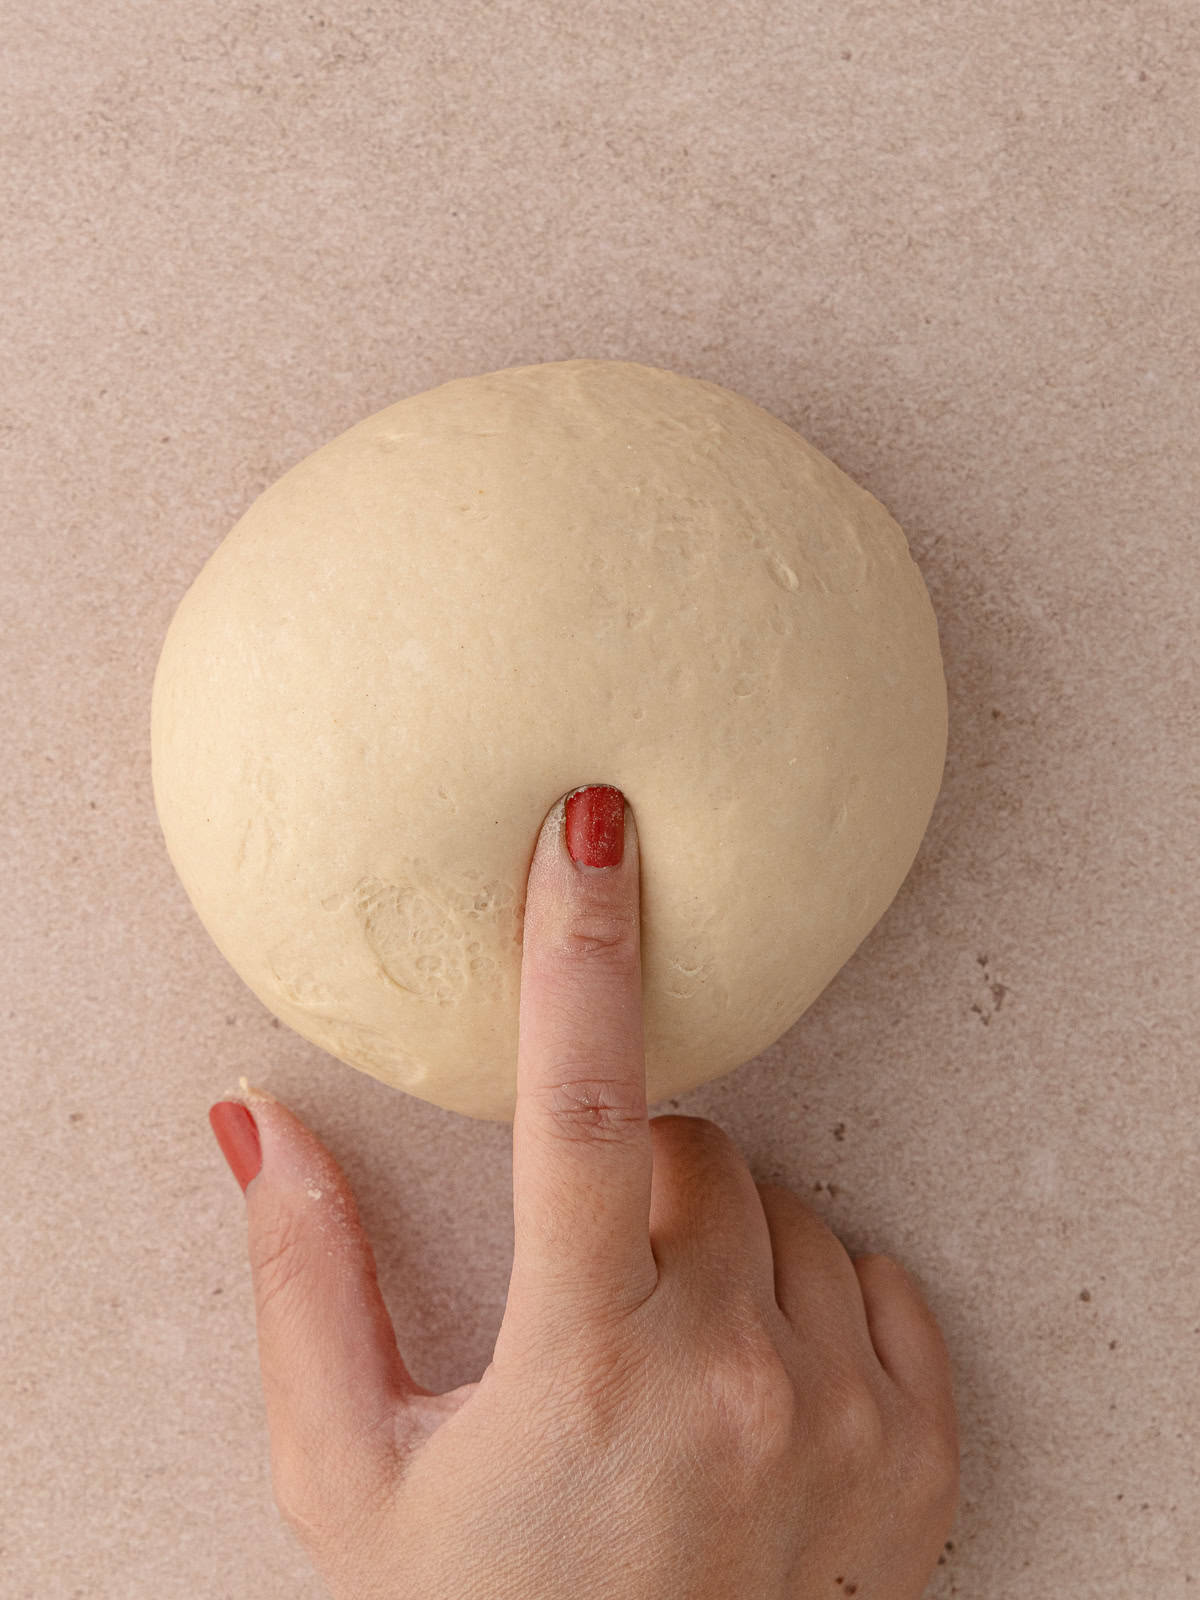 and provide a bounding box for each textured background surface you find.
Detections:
[3,3,1197,1595]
